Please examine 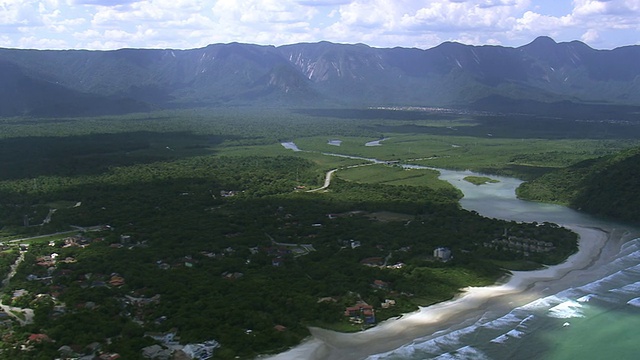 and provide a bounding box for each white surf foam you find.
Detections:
[479,313,522,330]
[626,297,640,307]
[432,346,490,360]
[609,280,640,296]
[548,300,585,319]
[577,294,594,303]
